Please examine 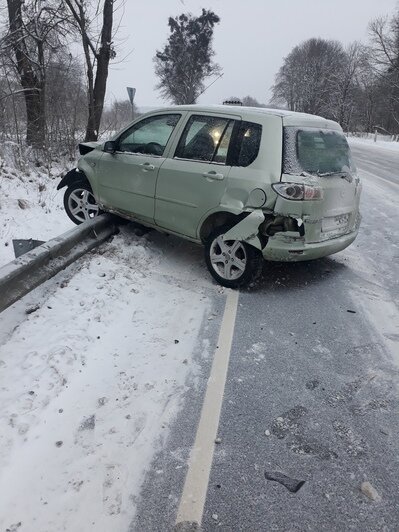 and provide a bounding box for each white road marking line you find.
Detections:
[175,289,239,527]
